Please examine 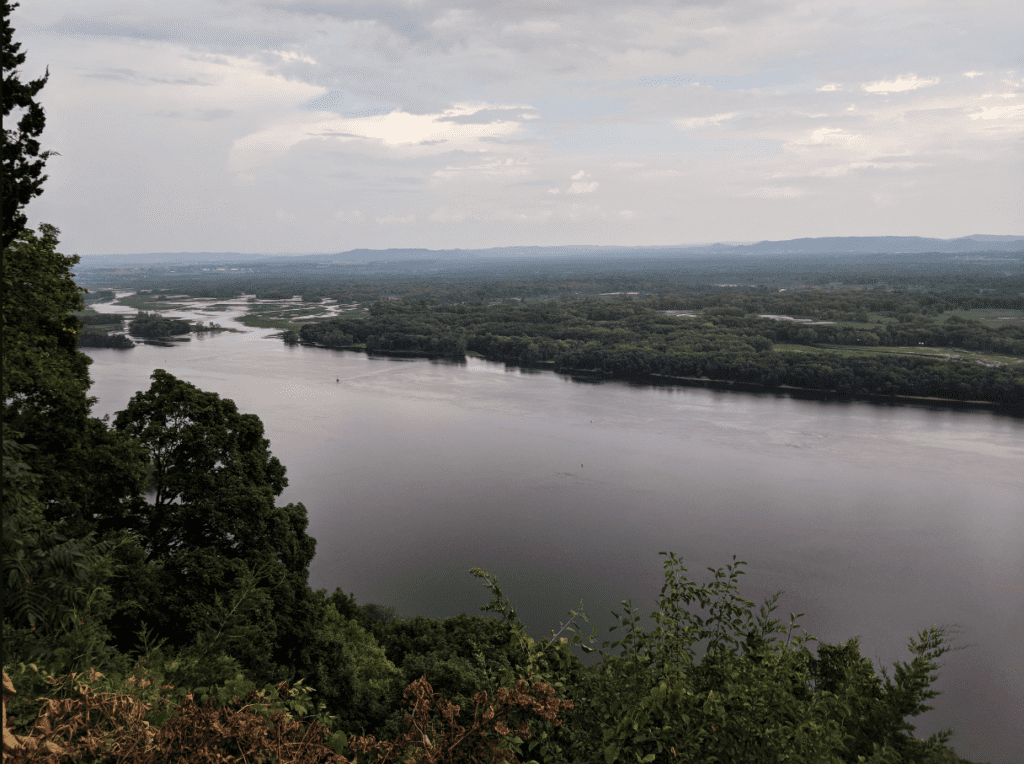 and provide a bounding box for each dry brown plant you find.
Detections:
[347,674,574,764]
[3,668,571,764]
[2,667,344,763]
